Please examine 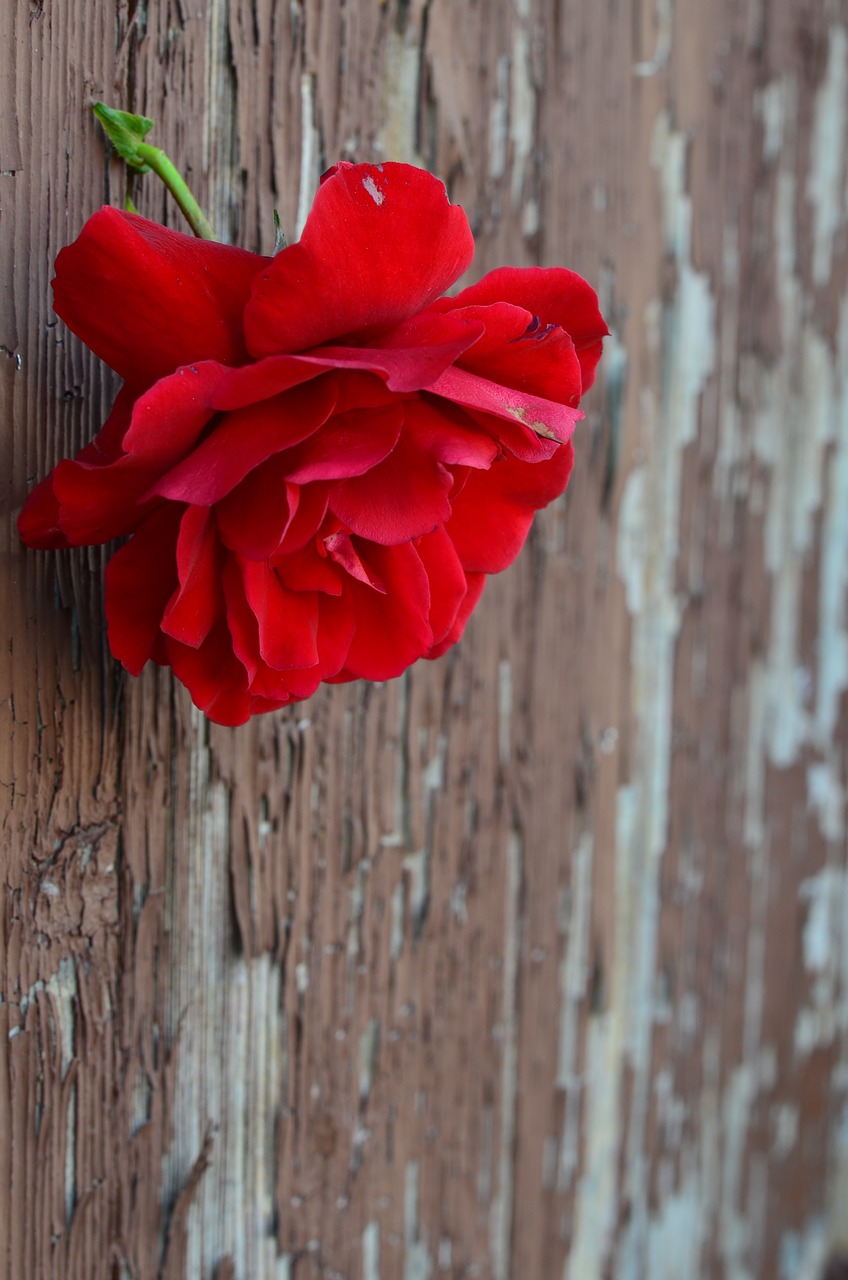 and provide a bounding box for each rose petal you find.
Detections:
[118,362,227,462]
[446,443,575,573]
[222,558,260,682]
[436,266,609,392]
[167,622,257,726]
[404,399,498,469]
[331,371,400,414]
[244,162,475,355]
[161,505,222,648]
[241,559,320,671]
[459,408,561,463]
[284,404,403,483]
[249,592,355,700]
[324,530,387,590]
[443,302,583,406]
[426,365,583,446]
[427,571,486,659]
[16,473,66,550]
[216,467,296,559]
[328,428,453,544]
[36,363,228,545]
[152,377,337,505]
[53,208,265,384]
[415,524,469,646]
[210,354,329,411]
[277,543,343,596]
[17,384,136,549]
[340,541,433,679]
[105,505,182,675]
[276,483,331,555]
